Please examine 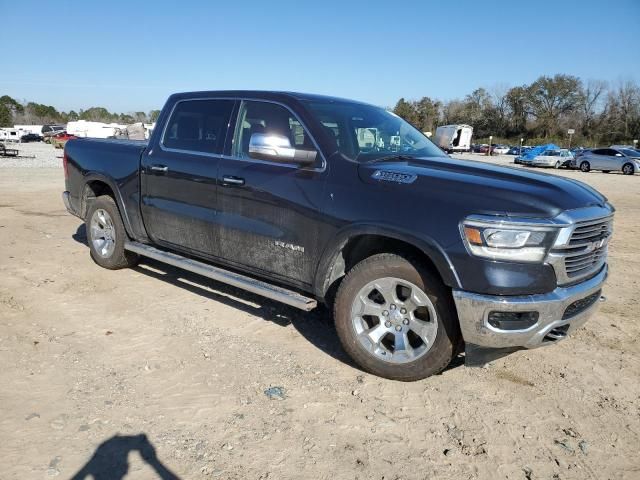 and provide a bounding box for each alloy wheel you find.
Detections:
[350,277,438,364]
[90,209,116,258]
